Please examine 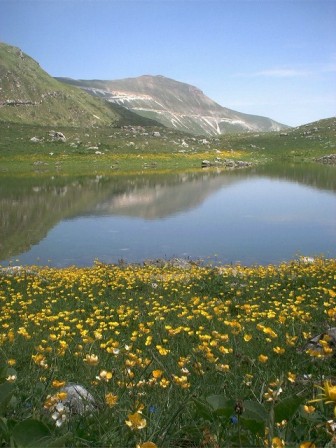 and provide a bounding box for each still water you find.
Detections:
[1,163,335,267]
